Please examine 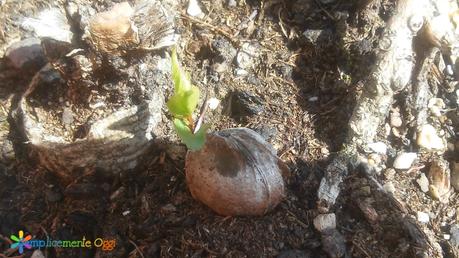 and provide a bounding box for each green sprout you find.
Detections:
[167,49,208,150]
